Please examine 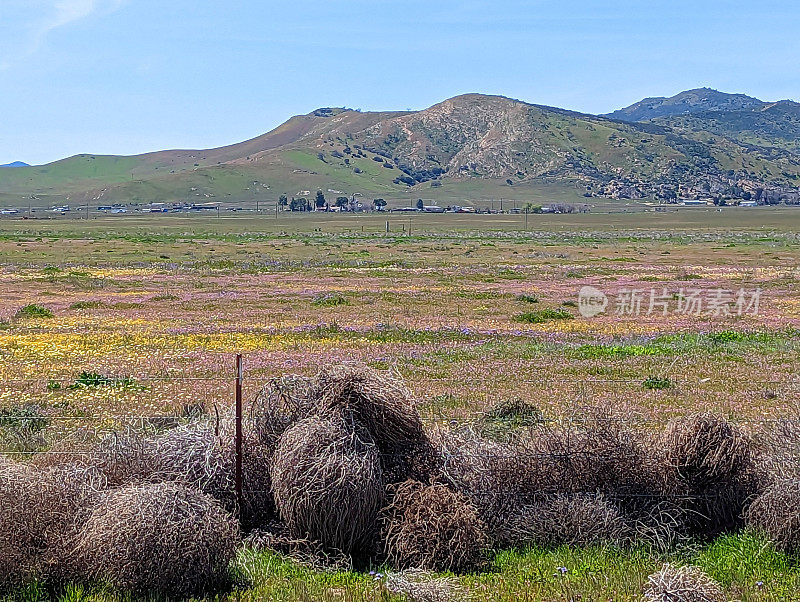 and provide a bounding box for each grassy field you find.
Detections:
[2,208,800,600]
